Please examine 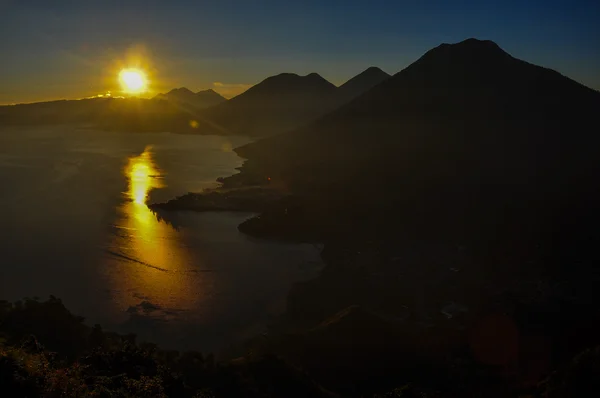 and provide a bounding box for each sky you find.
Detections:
[0,0,599,104]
